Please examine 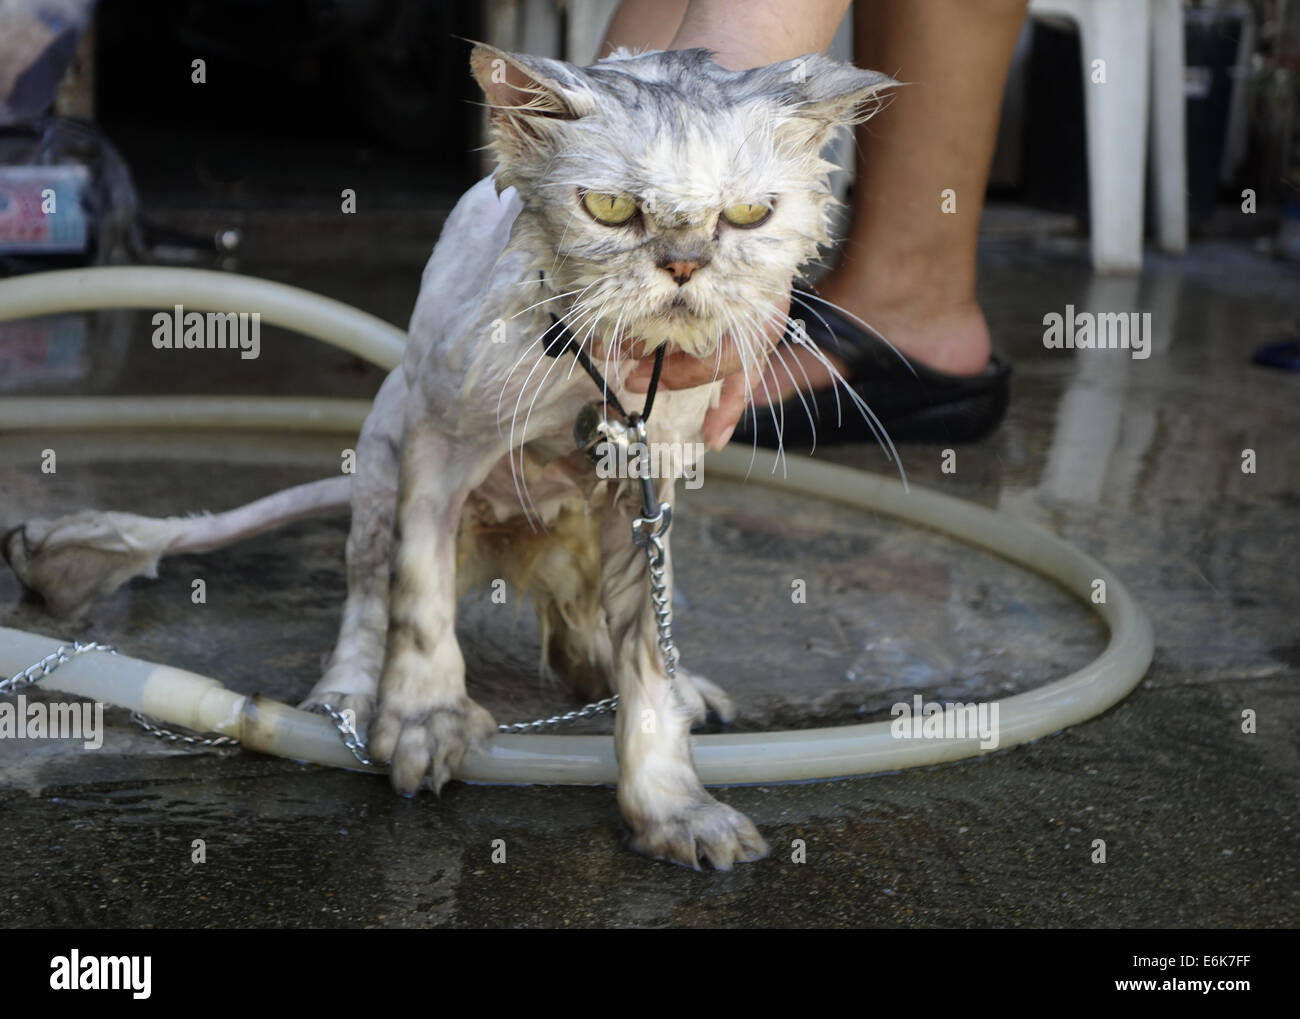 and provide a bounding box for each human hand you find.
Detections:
[622,293,793,450]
